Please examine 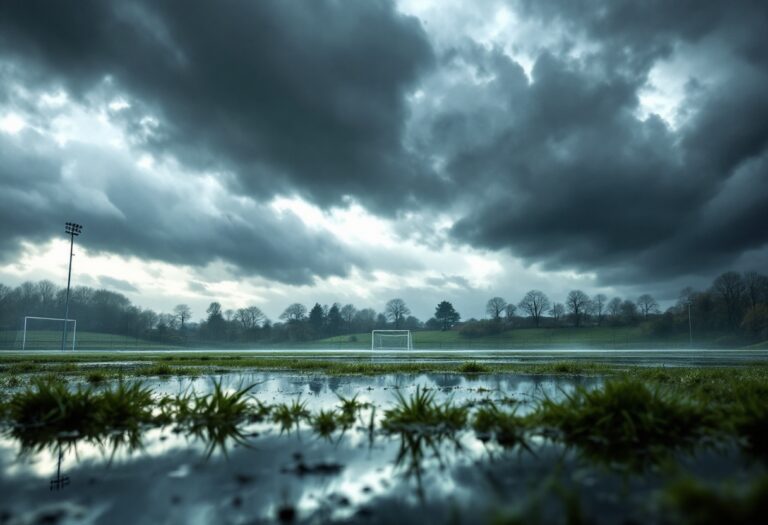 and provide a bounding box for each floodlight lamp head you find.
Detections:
[65,222,83,236]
